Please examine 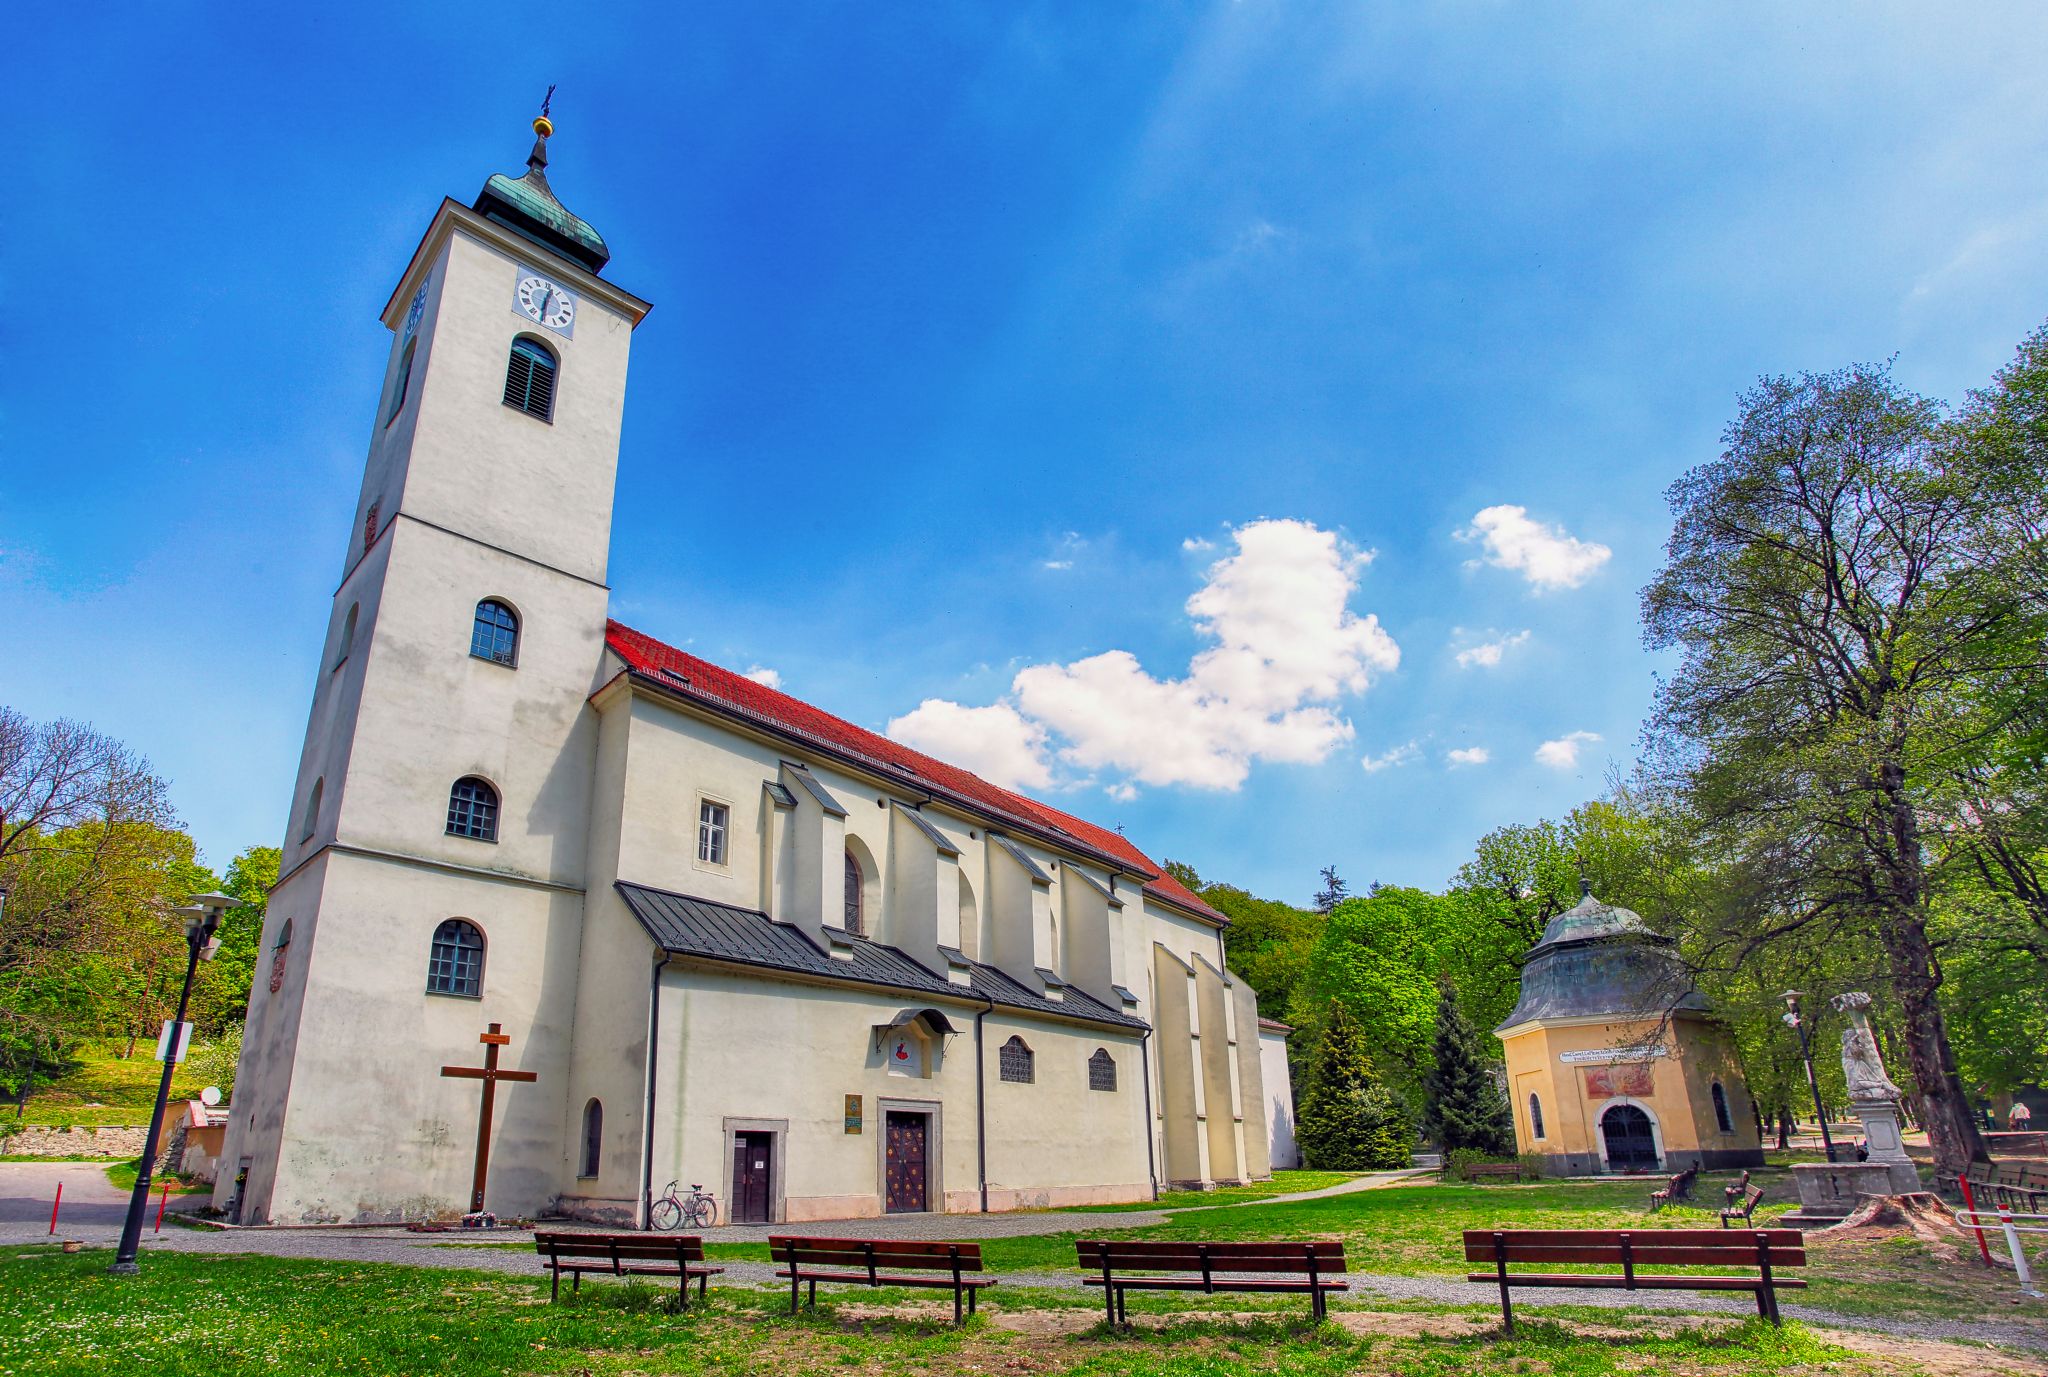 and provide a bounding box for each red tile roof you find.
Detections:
[604,620,1225,925]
